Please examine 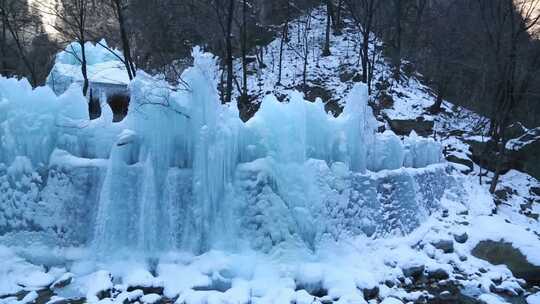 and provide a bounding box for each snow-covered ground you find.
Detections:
[0,176,538,304]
